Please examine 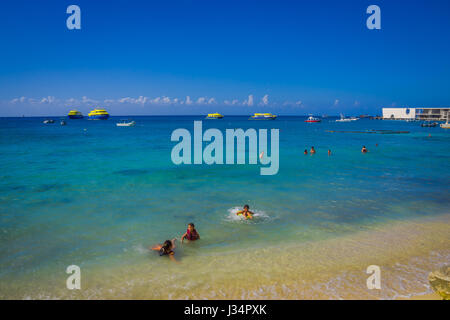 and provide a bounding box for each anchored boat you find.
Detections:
[304,116,321,123]
[250,113,277,120]
[116,119,136,127]
[440,112,450,129]
[206,113,224,119]
[67,110,83,119]
[88,108,109,120]
[421,121,437,127]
